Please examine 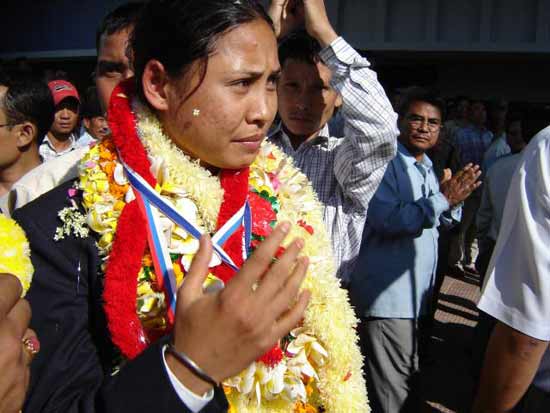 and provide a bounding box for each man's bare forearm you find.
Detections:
[473,321,549,413]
